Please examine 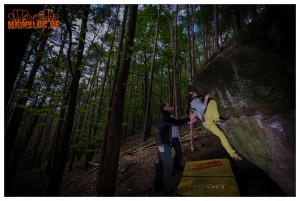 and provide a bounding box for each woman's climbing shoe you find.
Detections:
[233,154,243,161]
